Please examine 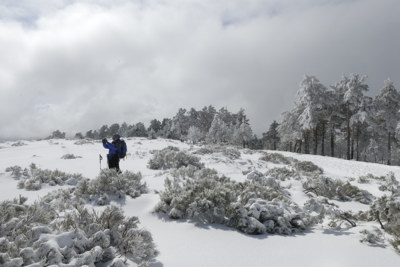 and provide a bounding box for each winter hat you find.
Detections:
[112,134,121,139]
